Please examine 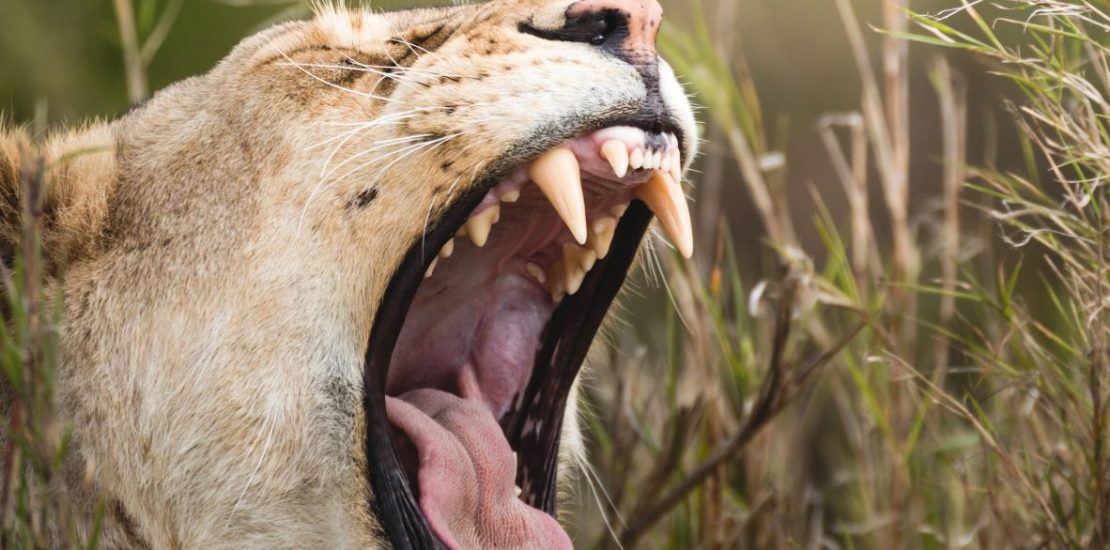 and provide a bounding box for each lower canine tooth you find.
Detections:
[564,243,596,273]
[466,205,500,247]
[565,264,586,295]
[589,218,618,259]
[549,267,566,302]
[636,171,694,259]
